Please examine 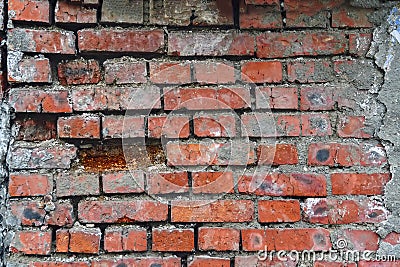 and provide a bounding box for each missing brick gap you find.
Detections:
[280,0,287,27]
[232,0,240,29]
